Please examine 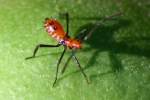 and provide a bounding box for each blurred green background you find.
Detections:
[0,0,150,100]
